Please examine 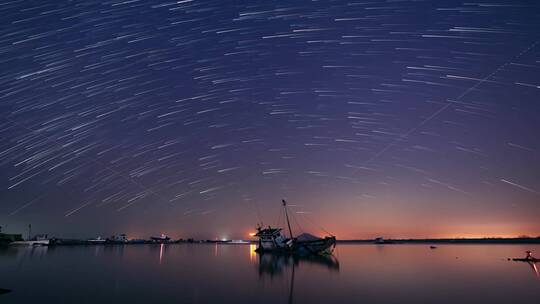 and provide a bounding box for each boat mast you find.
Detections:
[282,199,293,239]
